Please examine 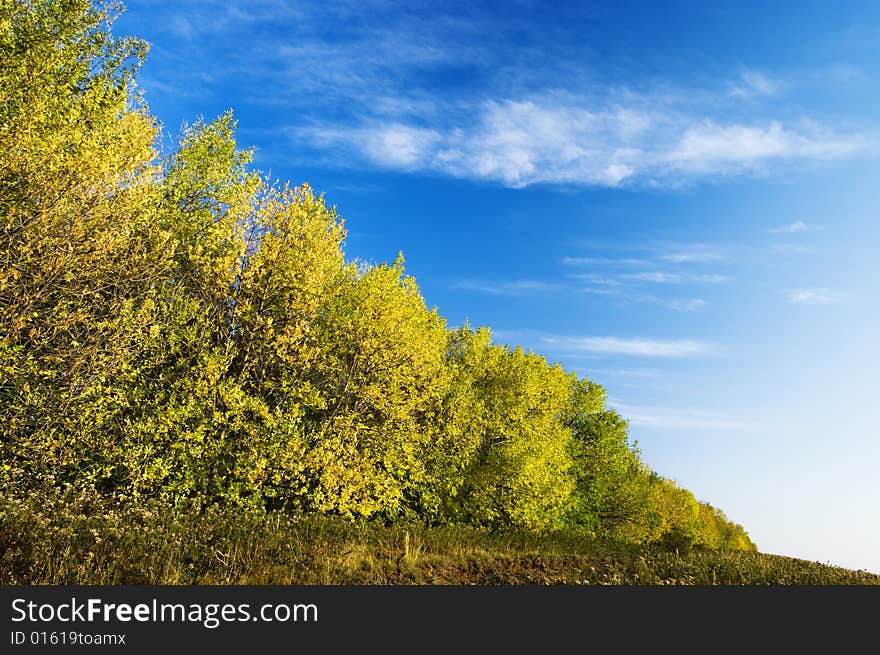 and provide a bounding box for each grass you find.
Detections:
[2,490,877,585]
